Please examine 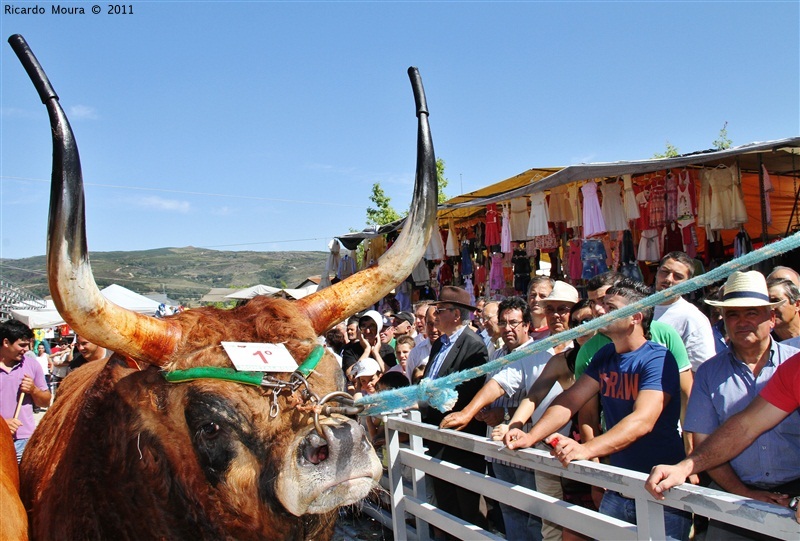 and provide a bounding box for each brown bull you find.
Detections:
[0,424,27,540]
[10,34,437,540]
